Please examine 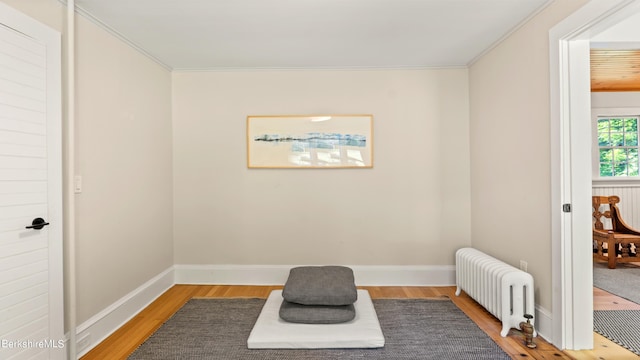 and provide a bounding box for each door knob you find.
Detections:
[26,218,50,230]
